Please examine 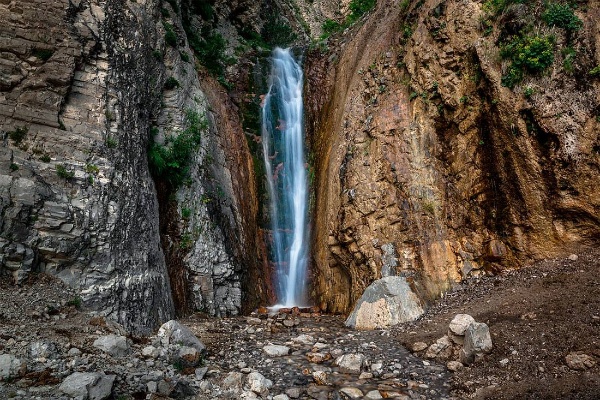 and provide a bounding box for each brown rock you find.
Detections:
[565,352,596,370]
